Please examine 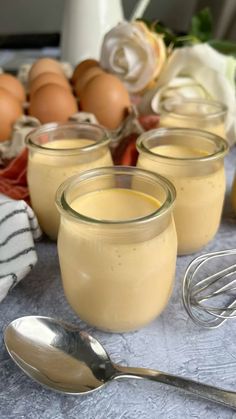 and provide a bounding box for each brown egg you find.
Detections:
[0,88,23,141]
[72,59,99,85]
[29,58,64,82]
[80,74,131,129]
[74,67,104,97]
[30,72,71,97]
[0,74,26,104]
[29,83,78,123]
